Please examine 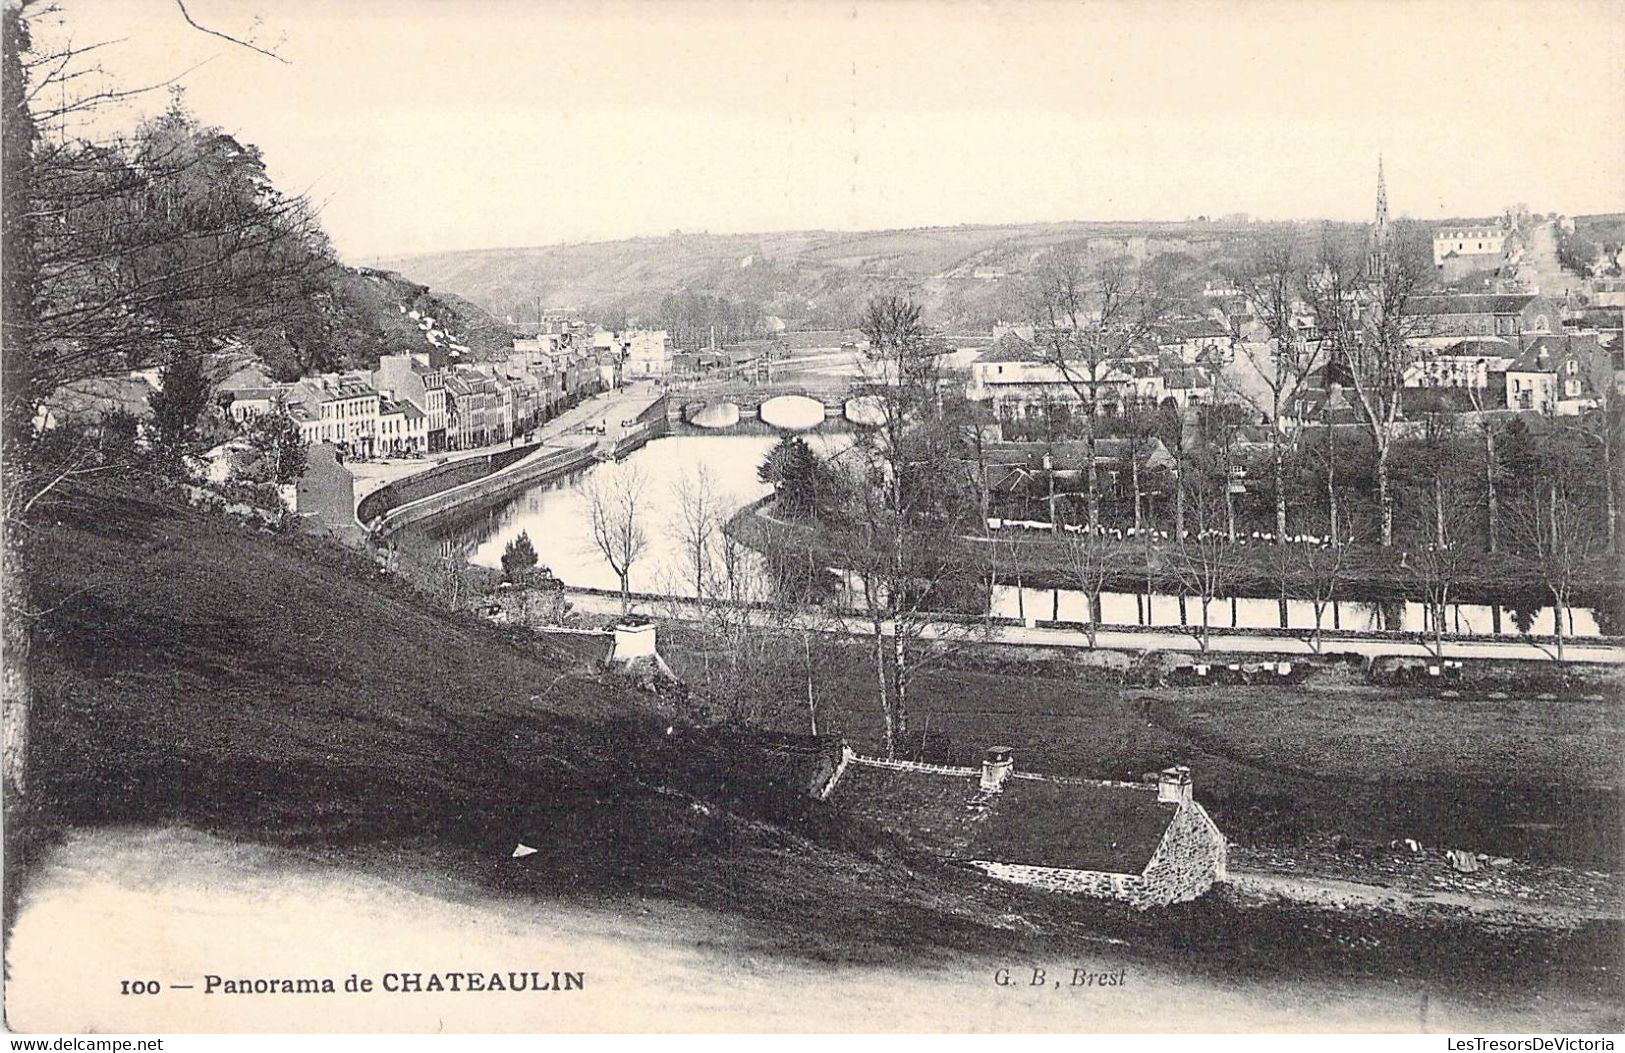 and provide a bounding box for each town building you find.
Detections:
[818,747,1227,908]
[376,396,428,455]
[1155,318,1231,365]
[1402,337,1516,391]
[1433,225,1508,269]
[1402,293,1557,340]
[282,373,382,456]
[965,332,1139,421]
[373,353,448,451]
[1498,333,1608,415]
[622,329,673,379]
